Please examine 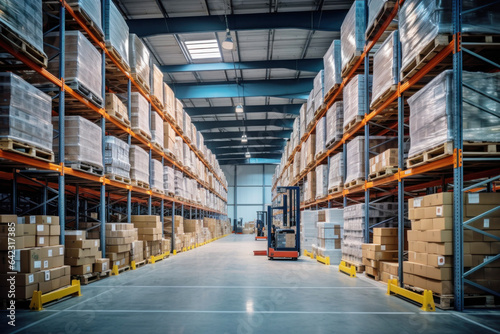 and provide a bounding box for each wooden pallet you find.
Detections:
[343,115,364,134]
[152,187,165,195]
[150,95,164,111]
[105,42,131,73]
[401,35,451,82]
[407,141,454,168]
[107,107,131,128]
[74,270,111,285]
[131,127,152,142]
[131,179,150,190]
[341,51,363,78]
[326,137,342,150]
[370,84,398,110]
[106,173,131,185]
[151,142,163,152]
[314,103,327,117]
[67,2,105,42]
[344,178,365,189]
[133,259,147,268]
[315,151,327,161]
[463,141,500,155]
[328,185,343,195]
[130,73,151,95]
[365,1,397,41]
[65,80,103,107]
[165,191,175,198]
[0,20,48,68]
[368,167,399,181]
[68,162,103,175]
[324,84,341,103]
[0,138,54,162]
[364,272,380,281]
